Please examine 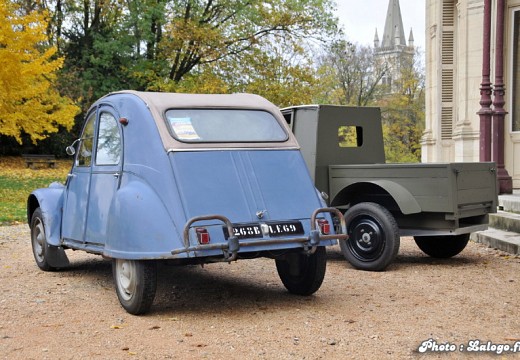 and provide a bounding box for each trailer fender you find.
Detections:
[371,180,421,214]
[332,180,421,215]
